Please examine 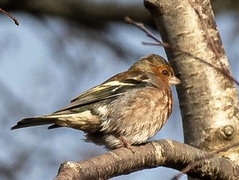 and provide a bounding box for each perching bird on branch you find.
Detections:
[11,54,180,150]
